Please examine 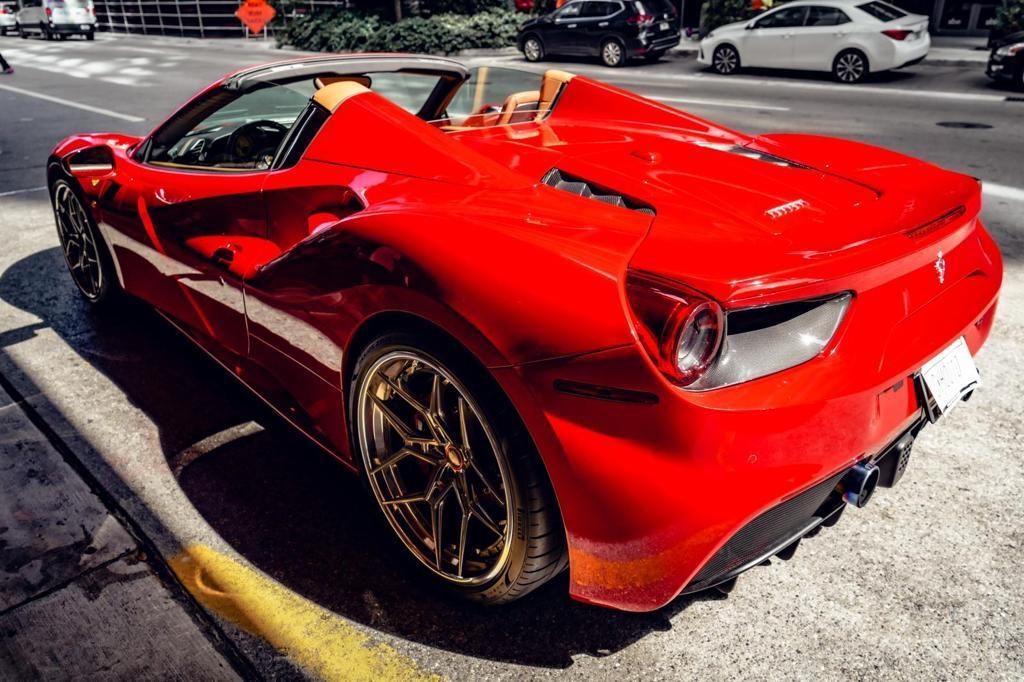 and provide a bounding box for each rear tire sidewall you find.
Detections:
[522,35,544,62]
[712,44,740,74]
[349,331,551,604]
[833,49,868,83]
[601,38,625,67]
